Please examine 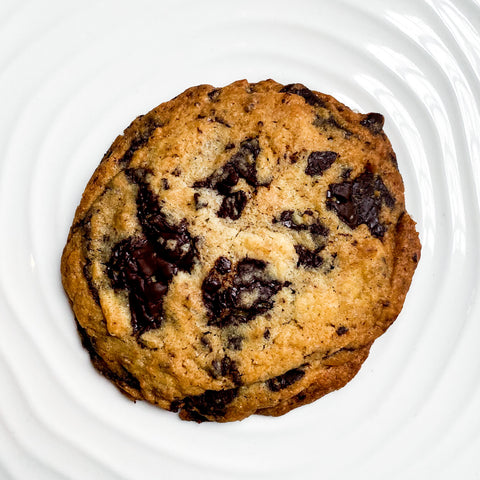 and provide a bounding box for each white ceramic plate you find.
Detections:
[1,0,479,478]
